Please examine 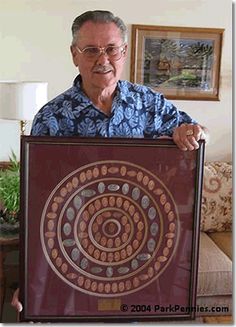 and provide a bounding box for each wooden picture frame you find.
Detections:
[130,25,224,101]
[19,136,205,322]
